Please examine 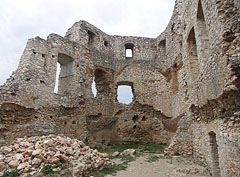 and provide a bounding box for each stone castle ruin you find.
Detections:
[0,0,239,176]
